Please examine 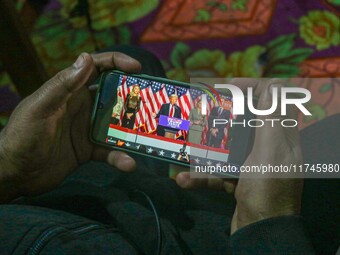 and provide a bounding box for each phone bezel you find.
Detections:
[90,70,254,169]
